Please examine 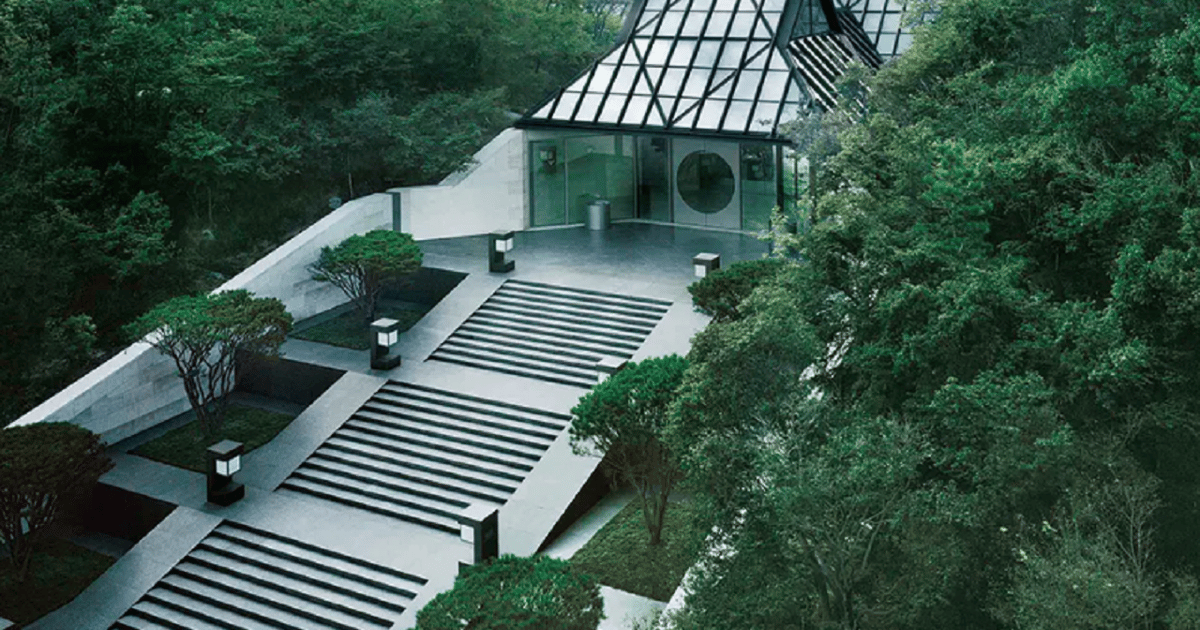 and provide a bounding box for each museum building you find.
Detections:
[514,0,915,232]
